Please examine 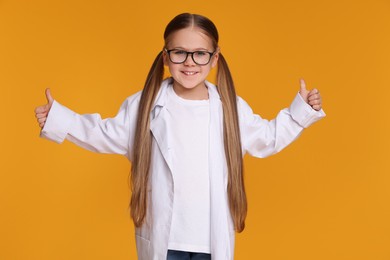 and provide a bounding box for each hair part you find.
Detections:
[130,13,247,233]
[164,13,219,49]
